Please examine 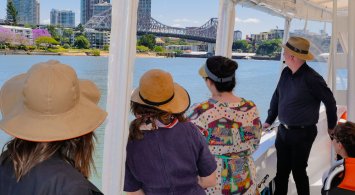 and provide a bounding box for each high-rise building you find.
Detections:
[50,9,75,28]
[81,0,110,25]
[7,0,40,25]
[233,30,242,41]
[138,0,151,19]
